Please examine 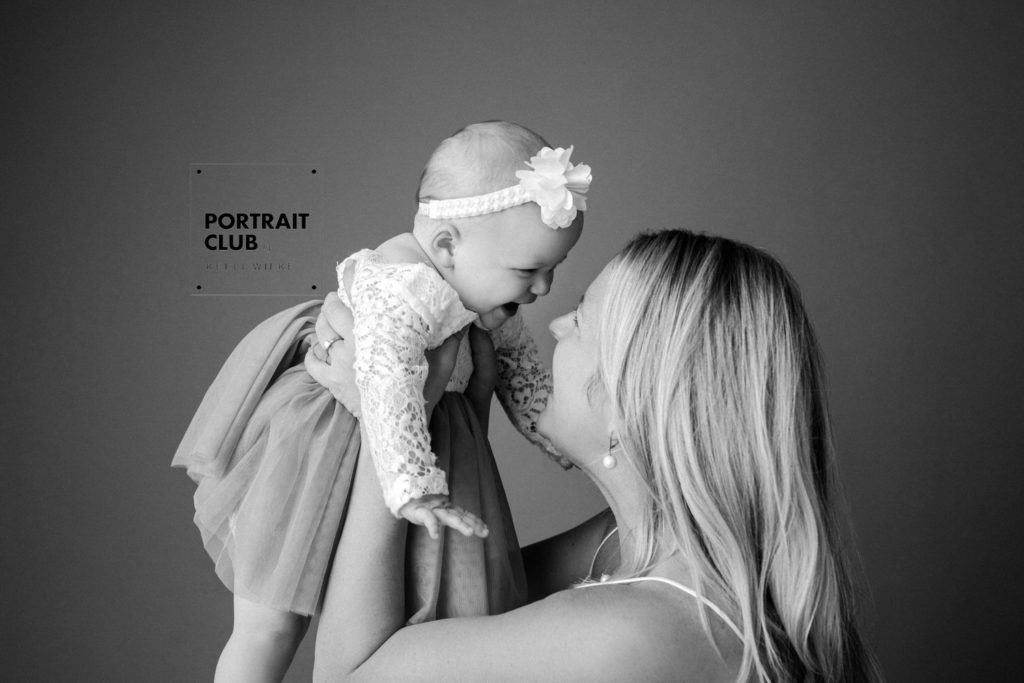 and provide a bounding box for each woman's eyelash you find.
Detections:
[572,310,579,326]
